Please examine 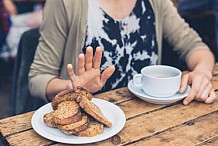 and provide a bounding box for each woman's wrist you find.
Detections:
[46,78,72,101]
[193,64,213,79]
[187,49,215,73]
[66,79,73,90]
